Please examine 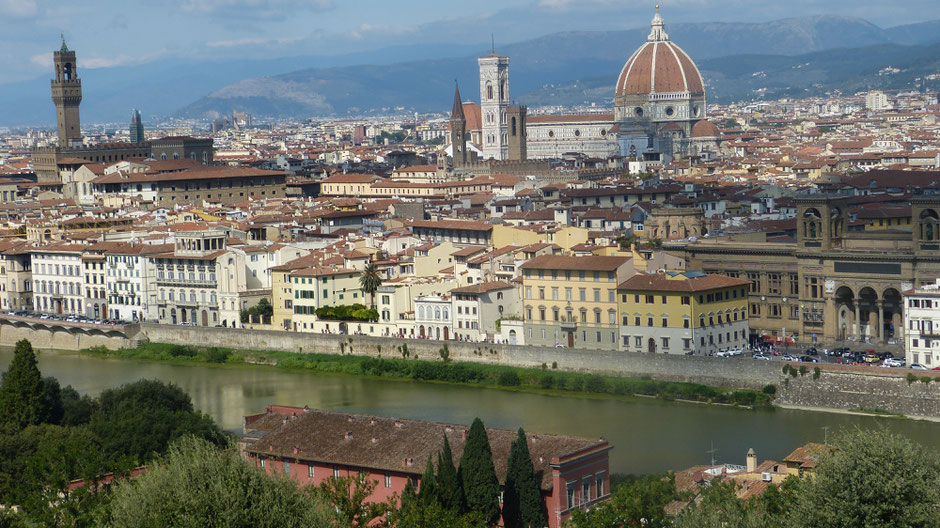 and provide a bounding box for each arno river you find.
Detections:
[4,349,940,475]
